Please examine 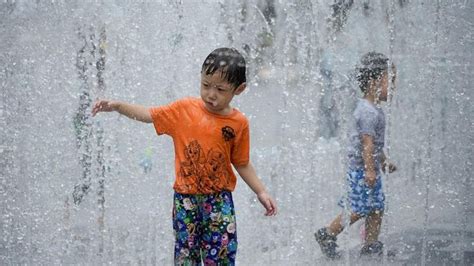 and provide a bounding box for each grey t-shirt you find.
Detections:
[347,98,385,171]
